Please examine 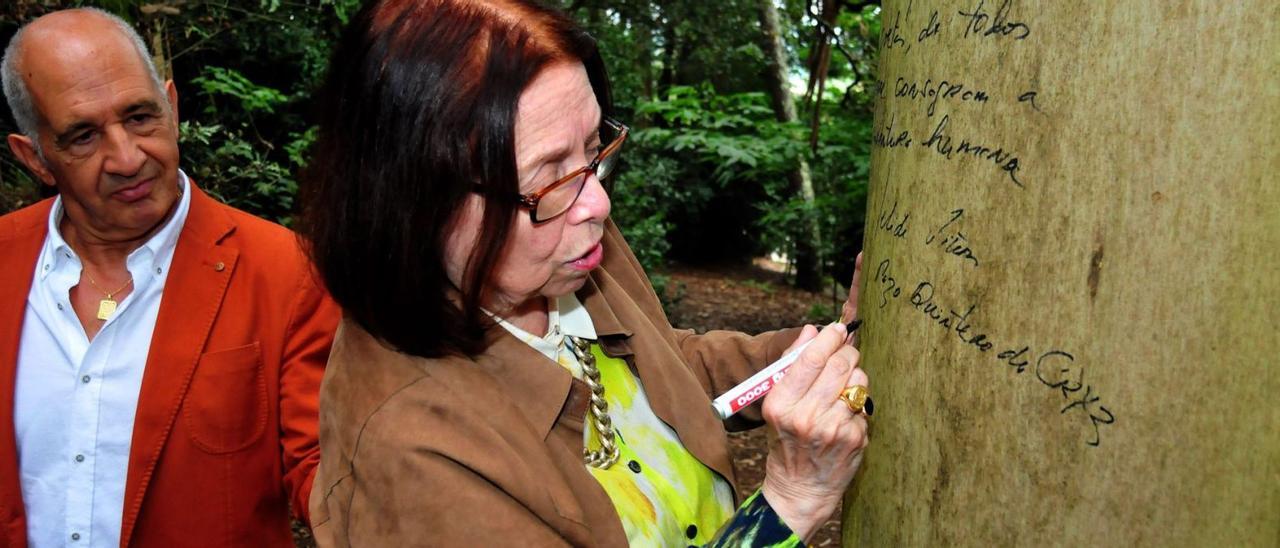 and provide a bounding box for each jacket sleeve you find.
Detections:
[598,220,805,431]
[278,266,340,525]
[671,327,802,431]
